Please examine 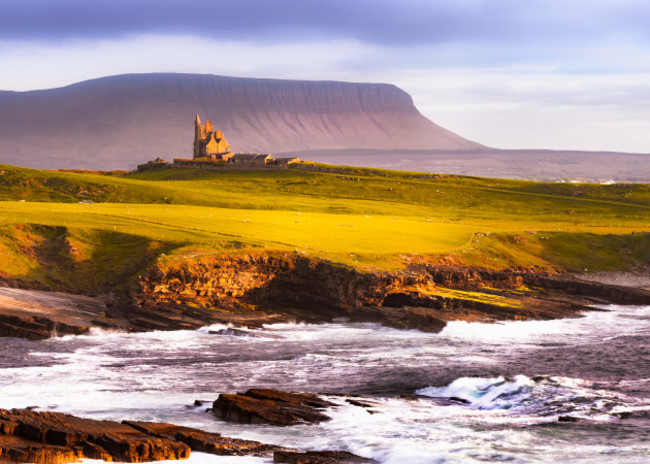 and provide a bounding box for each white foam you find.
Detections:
[416,374,645,420]
[440,304,650,348]
[418,375,534,409]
